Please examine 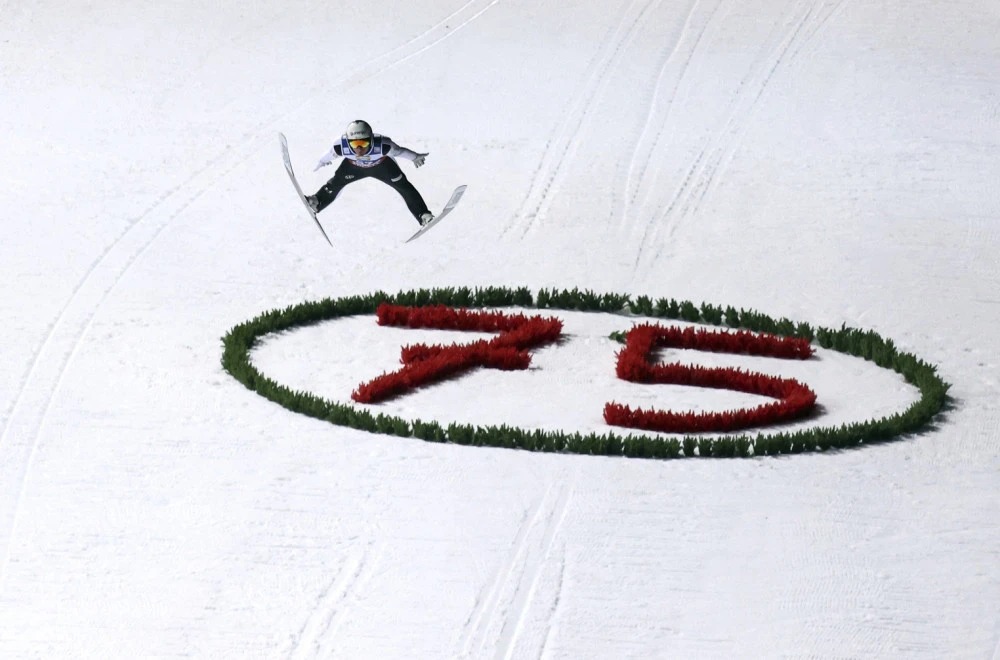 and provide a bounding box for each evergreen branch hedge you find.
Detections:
[221,286,951,459]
